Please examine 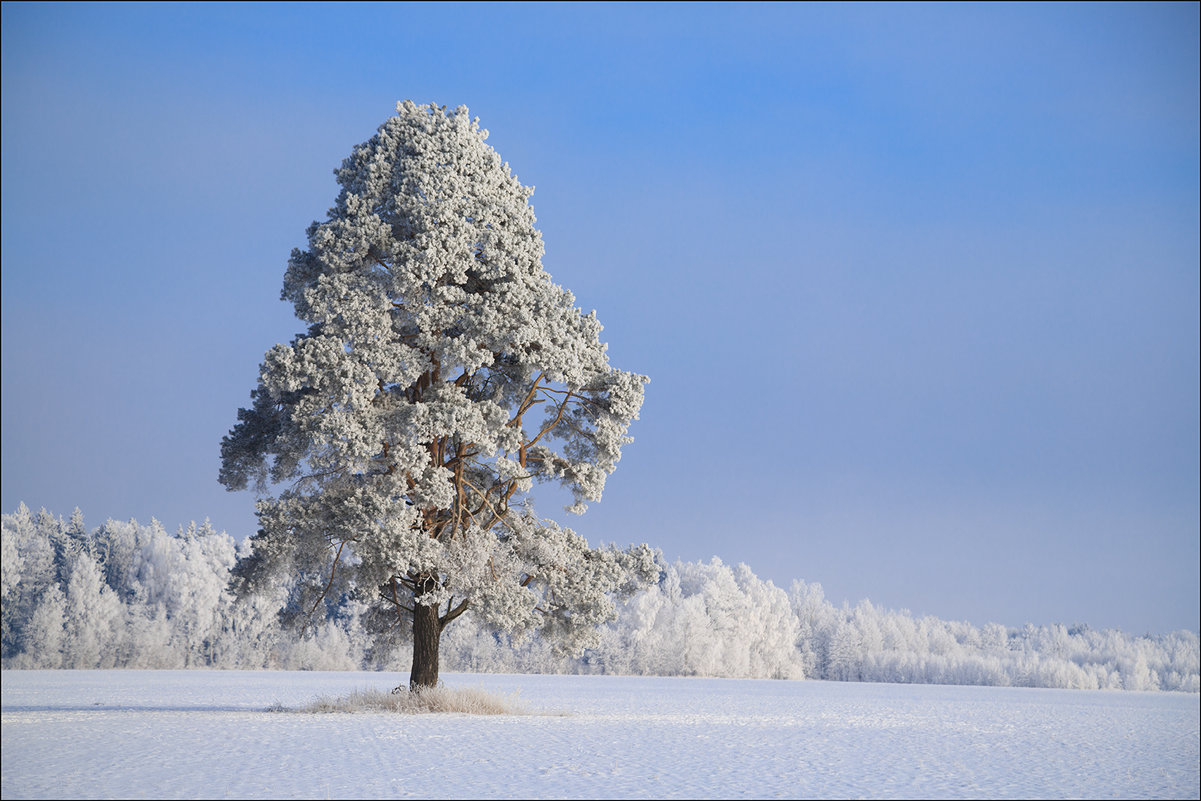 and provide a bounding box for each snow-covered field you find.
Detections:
[2,670,1197,799]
